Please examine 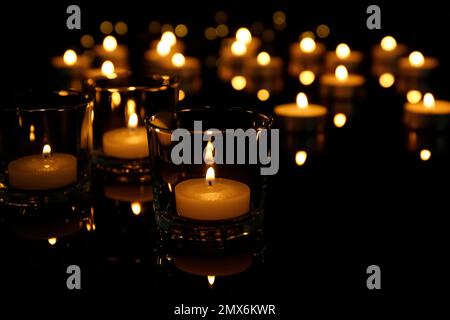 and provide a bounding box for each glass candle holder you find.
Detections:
[0,89,93,208]
[145,107,273,247]
[84,73,179,182]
